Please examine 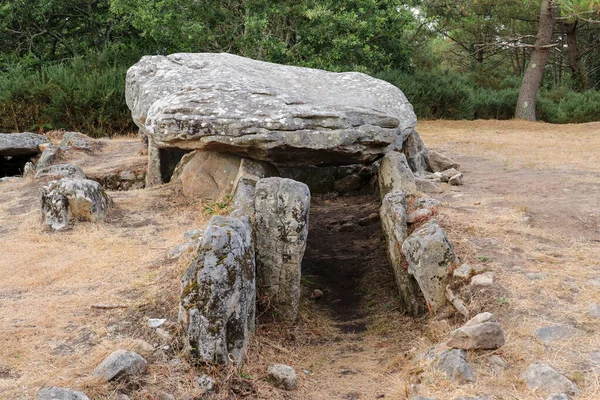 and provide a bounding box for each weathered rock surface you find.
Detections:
[447,312,506,350]
[267,364,297,390]
[126,53,420,184]
[179,215,255,365]
[230,158,278,216]
[36,144,58,169]
[407,208,433,225]
[378,151,416,197]
[380,190,426,316]
[471,272,494,287]
[194,374,216,392]
[534,324,576,344]
[453,263,475,280]
[416,197,442,209]
[428,150,460,172]
[36,387,90,400]
[440,168,461,182]
[437,348,476,383]
[546,394,569,400]
[402,220,458,313]
[415,177,443,194]
[93,350,147,381]
[254,178,310,322]
[588,303,600,319]
[40,178,112,231]
[59,132,97,152]
[402,131,430,172]
[35,164,86,180]
[448,173,464,186]
[521,363,579,396]
[0,132,49,156]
